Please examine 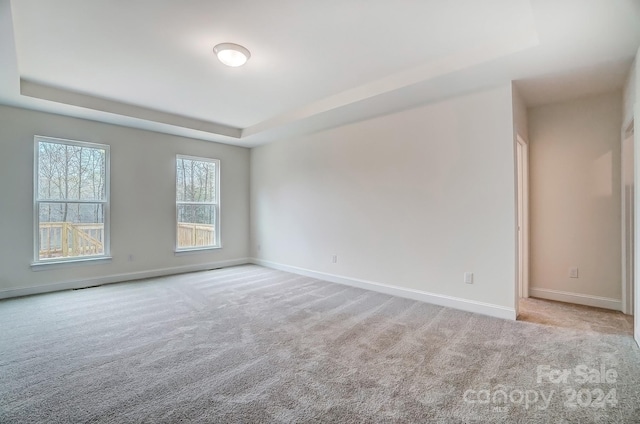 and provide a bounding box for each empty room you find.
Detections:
[1,0,640,422]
